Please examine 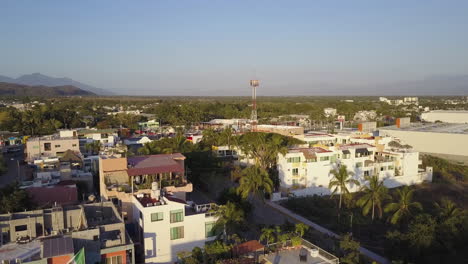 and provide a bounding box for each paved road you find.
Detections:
[265,200,391,264]
[0,150,26,187]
